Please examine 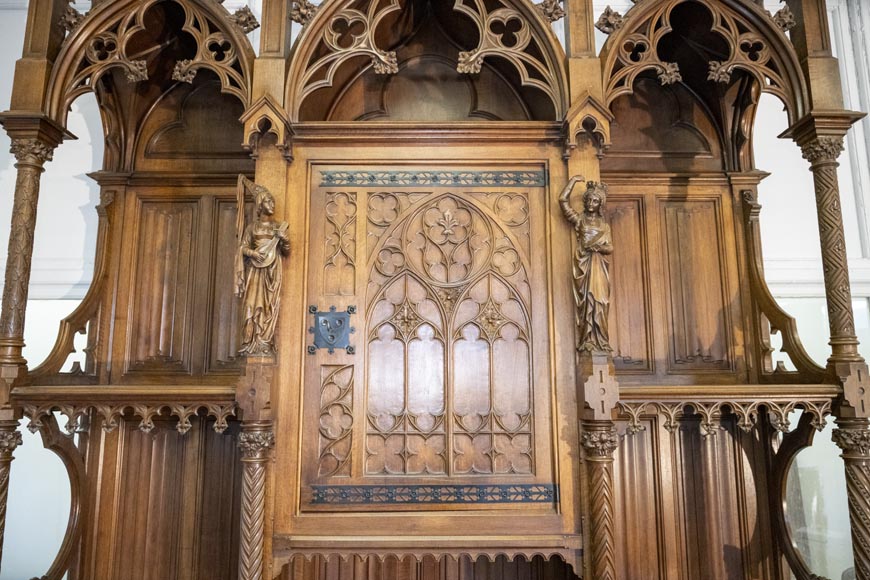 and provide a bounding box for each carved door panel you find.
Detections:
[300,166,555,512]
